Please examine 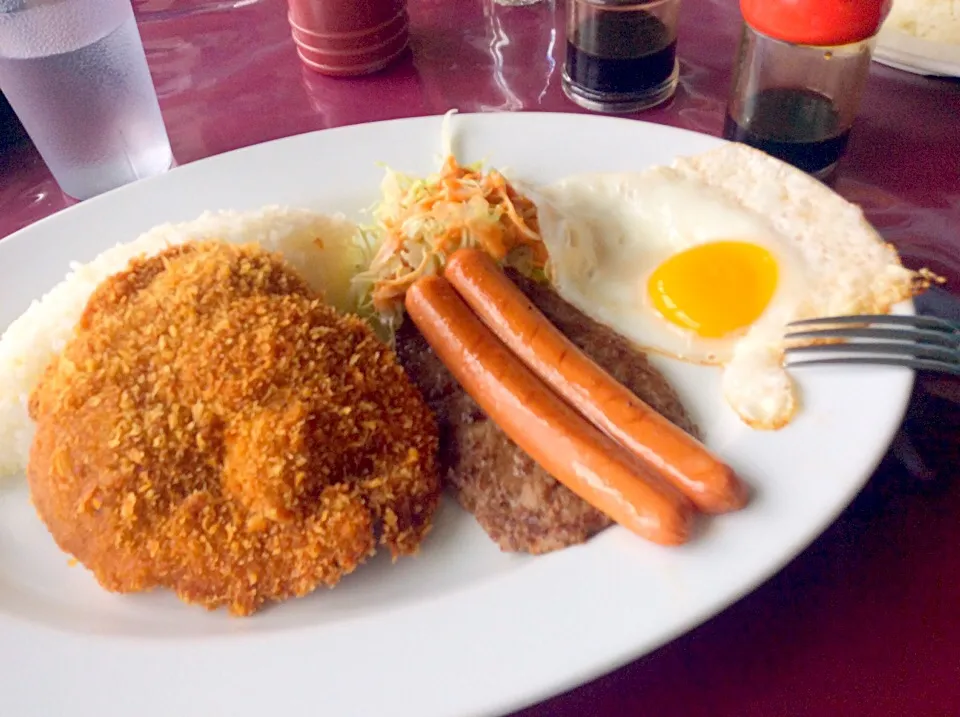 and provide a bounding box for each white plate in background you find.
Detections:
[874,25,960,77]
